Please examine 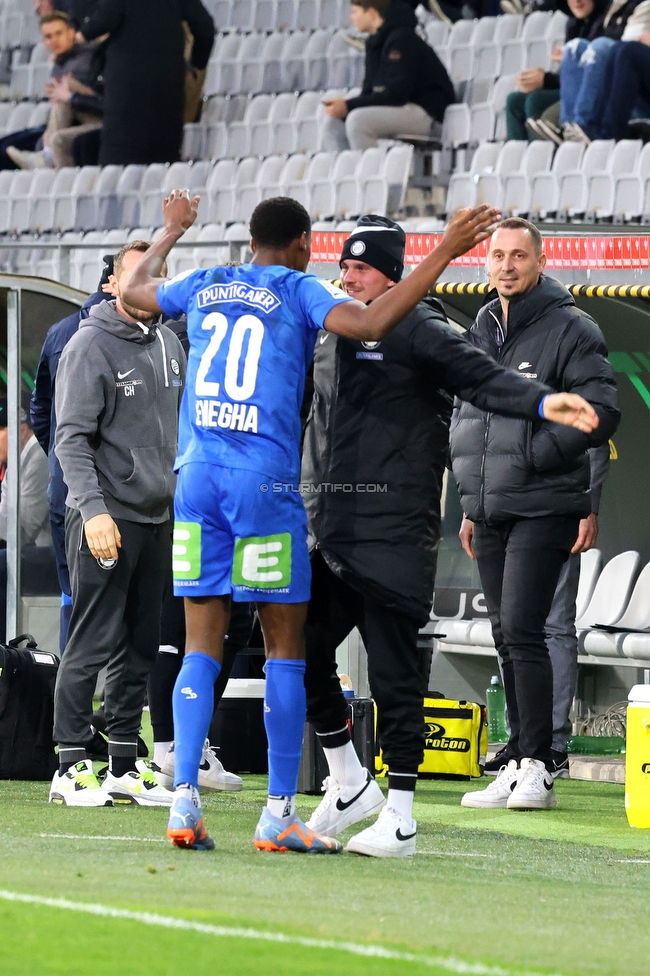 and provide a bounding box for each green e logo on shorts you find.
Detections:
[173,522,201,580]
[232,533,292,589]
